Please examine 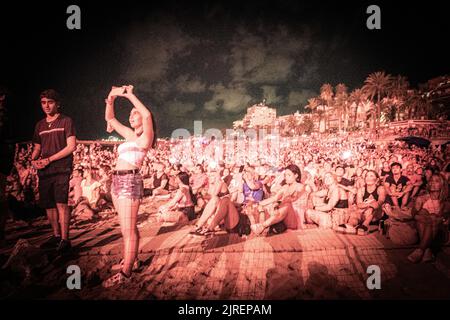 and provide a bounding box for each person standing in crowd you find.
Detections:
[31,89,76,253]
[102,85,156,287]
